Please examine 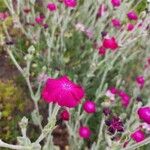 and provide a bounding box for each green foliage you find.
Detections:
[135,0,147,13]
[0,0,6,11]
[0,80,26,142]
